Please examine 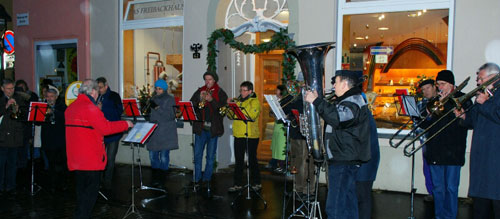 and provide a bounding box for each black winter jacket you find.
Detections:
[313,88,371,164]
[421,91,471,166]
[190,86,228,137]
